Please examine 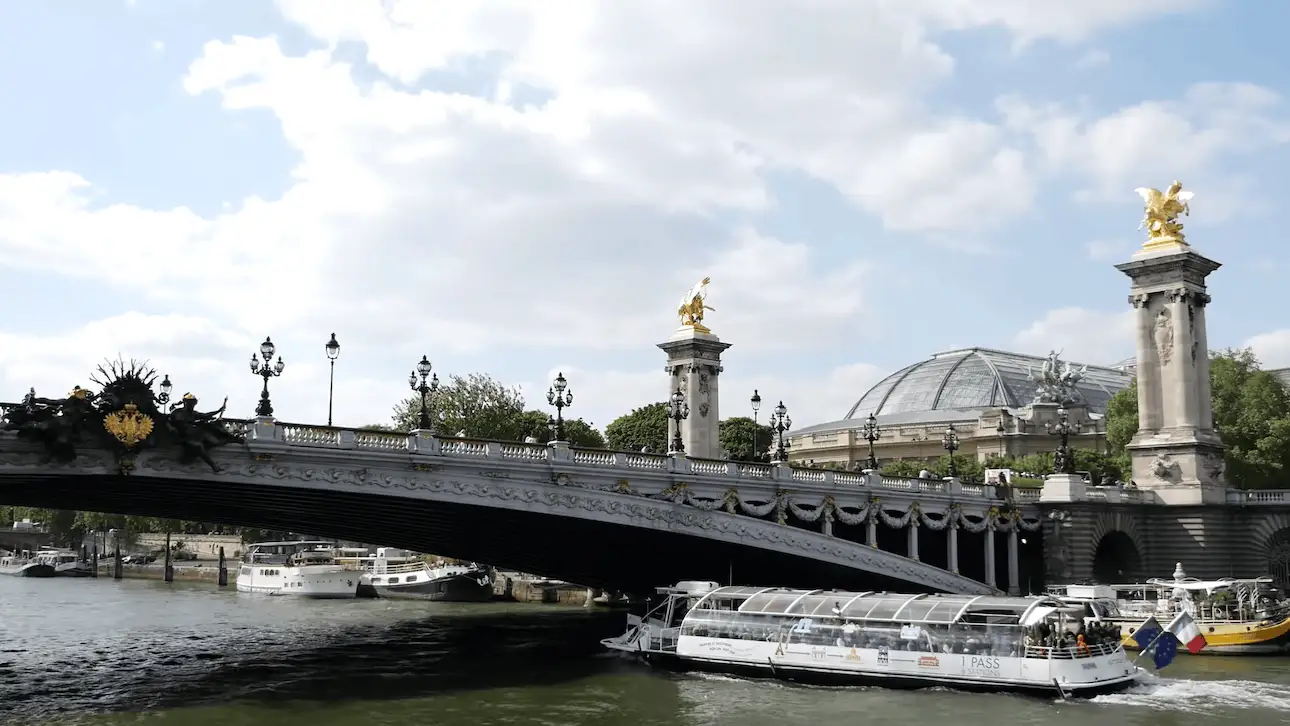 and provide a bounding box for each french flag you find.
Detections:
[1166,611,1208,654]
